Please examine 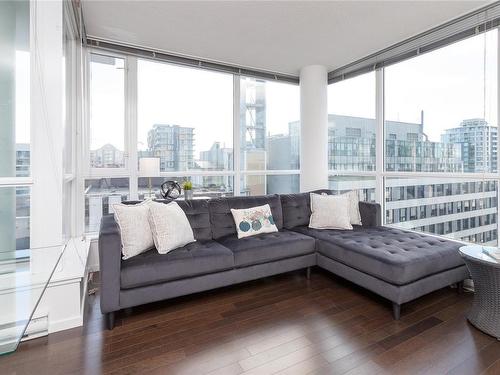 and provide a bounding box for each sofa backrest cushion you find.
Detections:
[209,195,283,239]
[280,189,332,229]
[168,199,212,241]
